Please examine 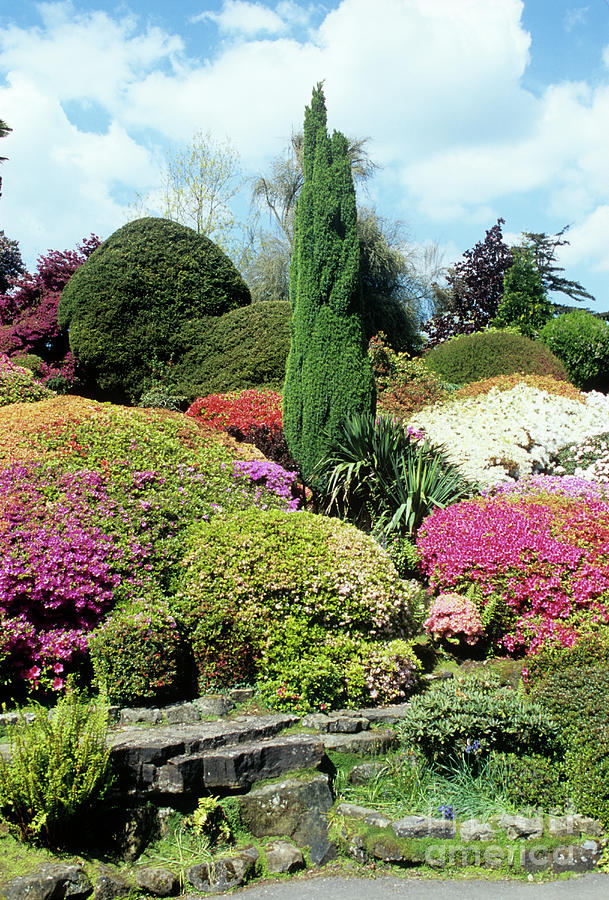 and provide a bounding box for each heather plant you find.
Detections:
[89,599,191,706]
[417,487,609,654]
[174,508,420,696]
[423,593,485,648]
[451,372,583,404]
[0,688,112,847]
[0,354,53,405]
